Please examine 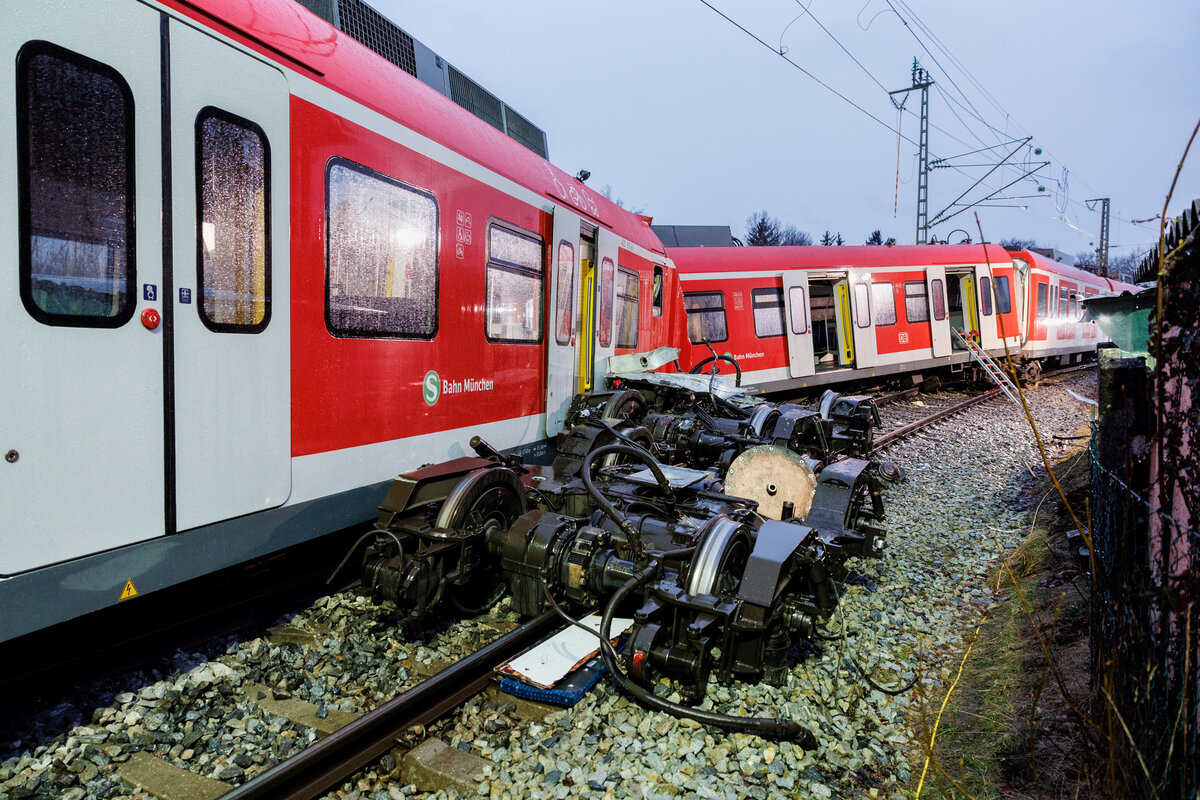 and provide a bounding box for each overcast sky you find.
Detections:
[374,0,1199,263]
